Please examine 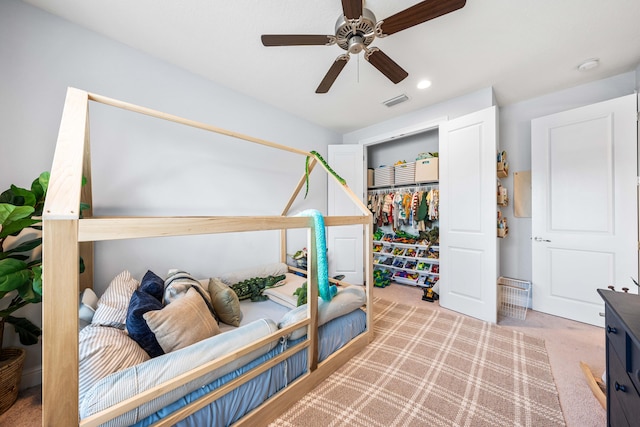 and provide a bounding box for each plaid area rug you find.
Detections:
[270,298,565,427]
